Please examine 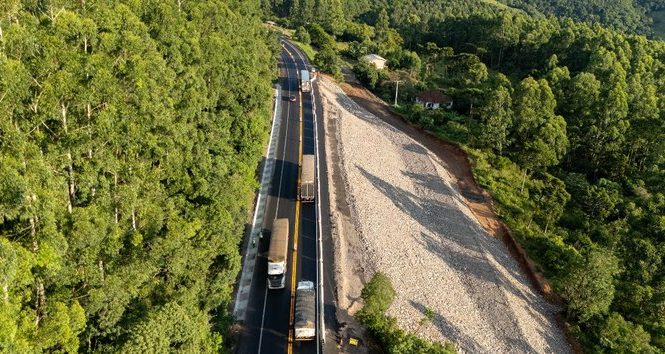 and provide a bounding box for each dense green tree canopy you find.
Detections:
[0,0,275,351]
